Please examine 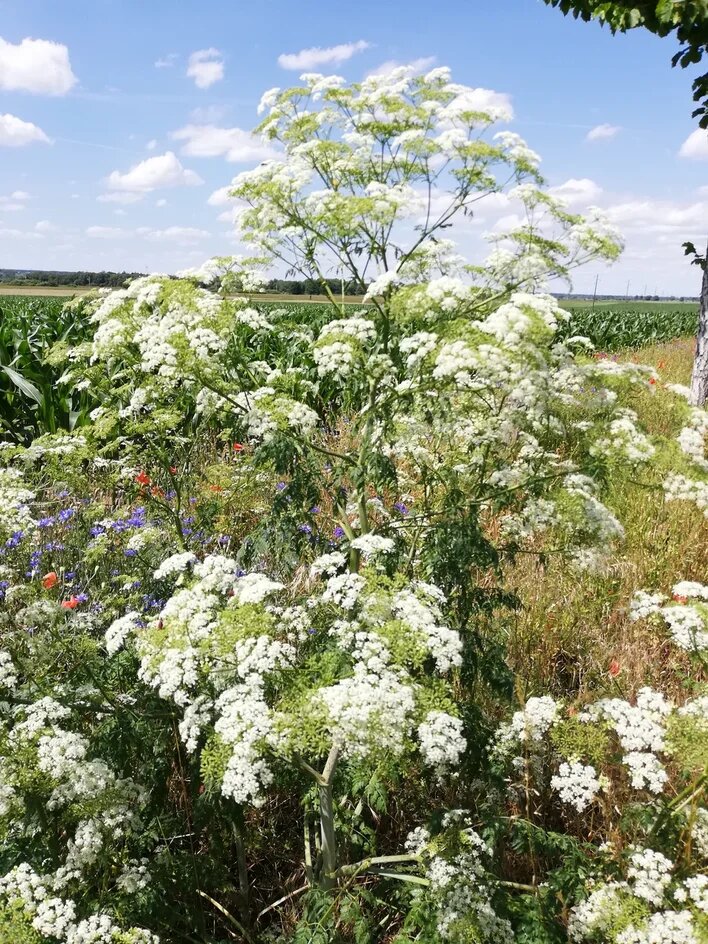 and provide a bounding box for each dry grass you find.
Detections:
[502,336,708,705]
[0,285,92,297]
